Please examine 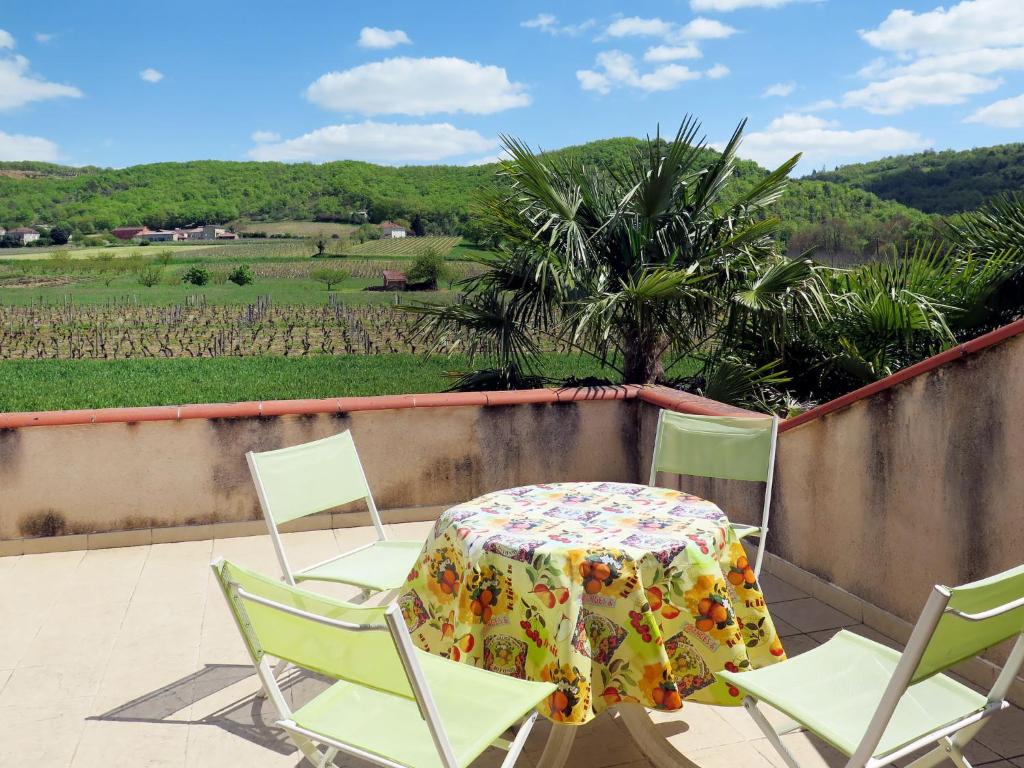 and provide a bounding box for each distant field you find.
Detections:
[0,354,620,411]
[0,242,234,261]
[343,236,461,258]
[233,220,356,238]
